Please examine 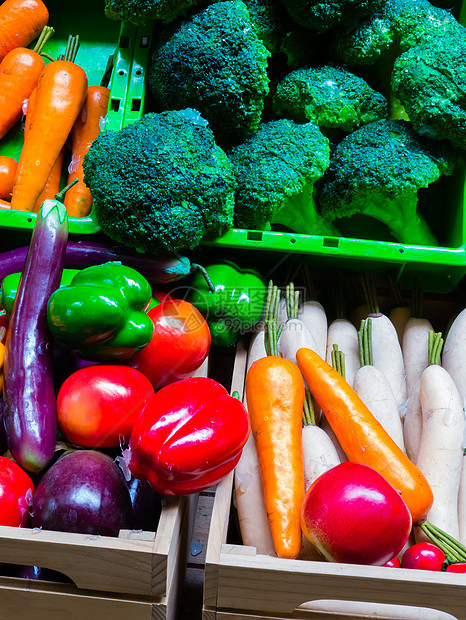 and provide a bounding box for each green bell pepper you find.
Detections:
[190,261,266,346]
[47,262,154,362]
[1,269,81,317]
